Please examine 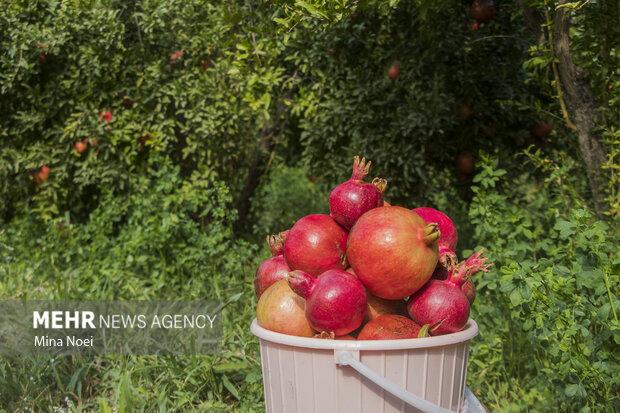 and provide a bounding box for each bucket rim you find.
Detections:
[250,318,478,350]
